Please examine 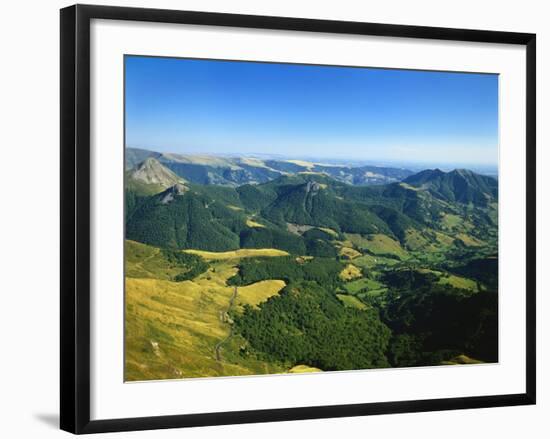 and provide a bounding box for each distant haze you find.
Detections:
[125,56,499,169]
